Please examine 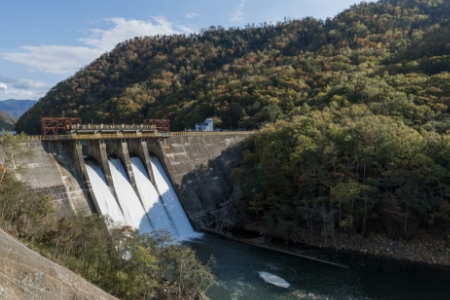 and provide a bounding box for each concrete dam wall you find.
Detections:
[147,134,249,228]
[14,140,92,216]
[12,133,250,229]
